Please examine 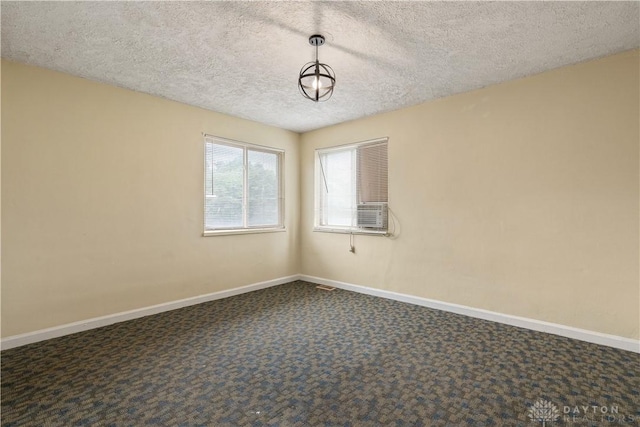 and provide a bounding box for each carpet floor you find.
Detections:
[1,281,638,426]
